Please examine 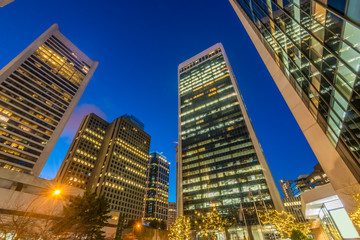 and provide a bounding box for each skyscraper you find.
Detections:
[178,43,282,234]
[283,197,306,222]
[144,152,170,223]
[0,0,14,7]
[167,202,177,229]
[175,144,183,216]
[230,0,360,211]
[56,113,108,189]
[88,115,150,223]
[291,175,309,197]
[279,179,294,198]
[306,163,329,189]
[0,24,98,176]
